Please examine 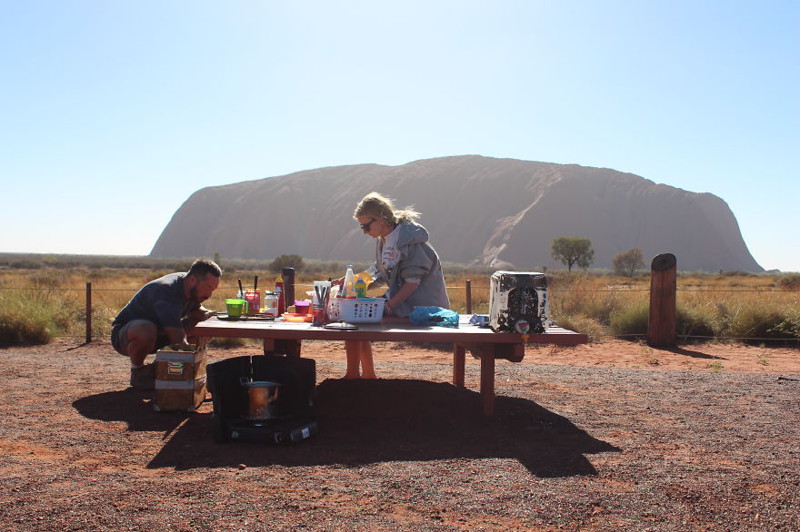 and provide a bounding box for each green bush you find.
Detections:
[580,294,624,326]
[0,311,53,345]
[0,289,82,345]
[553,314,609,343]
[675,305,716,340]
[609,303,649,339]
[729,304,800,343]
